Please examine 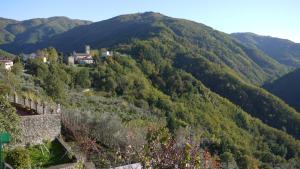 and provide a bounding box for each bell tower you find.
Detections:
[85,45,90,55]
